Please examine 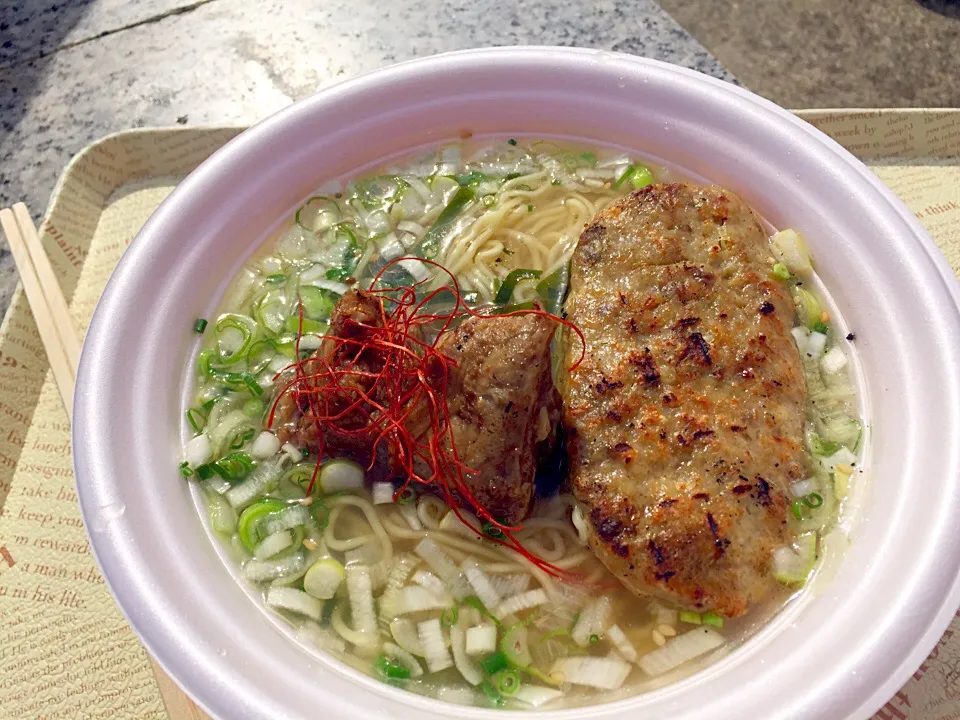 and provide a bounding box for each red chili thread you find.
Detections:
[267,257,586,579]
